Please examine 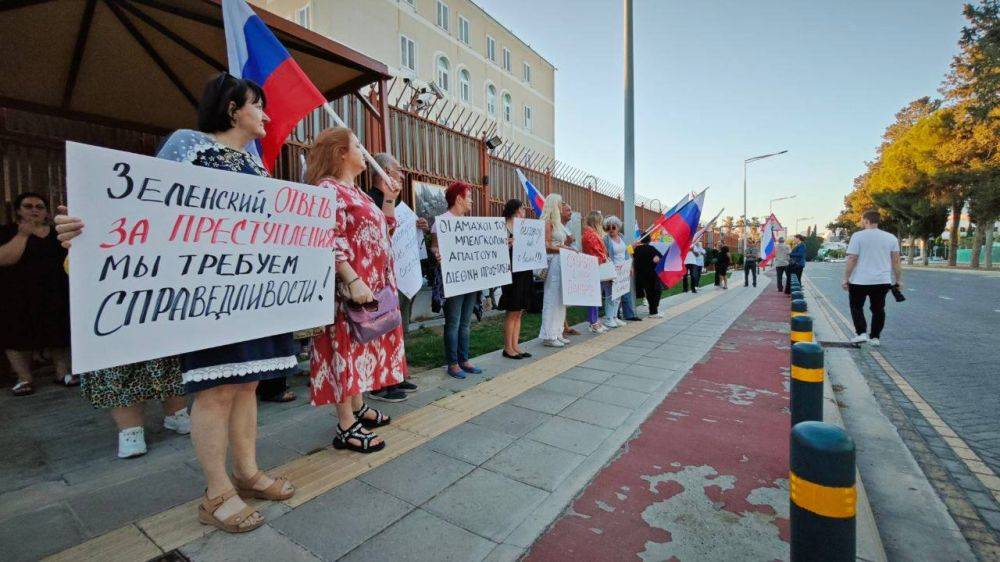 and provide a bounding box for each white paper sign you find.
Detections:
[418,236,428,260]
[560,249,601,306]
[512,218,546,273]
[436,216,512,297]
[66,142,336,373]
[612,259,632,300]
[392,202,423,300]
